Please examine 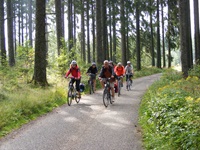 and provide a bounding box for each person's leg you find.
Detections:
[76,79,81,98]
[93,79,96,91]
